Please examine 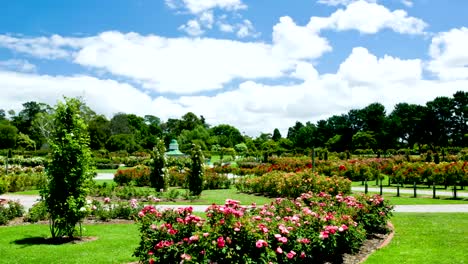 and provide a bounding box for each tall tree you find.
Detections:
[188,144,204,196]
[44,98,93,238]
[272,128,282,141]
[150,139,166,191]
